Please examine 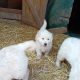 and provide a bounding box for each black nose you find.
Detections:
[44,43,47,46]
